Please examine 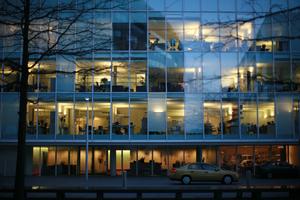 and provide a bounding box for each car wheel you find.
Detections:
[267,172,272,179]
[181,176,191,185]
[223,175,233,185]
